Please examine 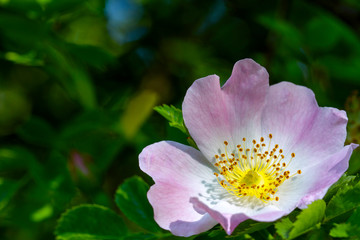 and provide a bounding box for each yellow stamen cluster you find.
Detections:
[213,134,301,202]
